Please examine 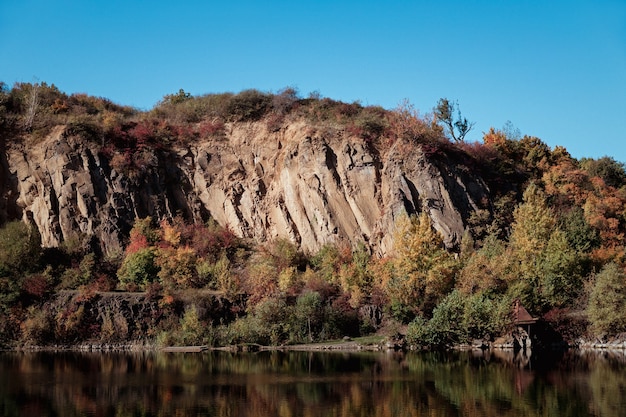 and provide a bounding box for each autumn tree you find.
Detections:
[456,233,508,295]
[335,242,373,308]
[509,183,556,276]
[381,212,457,321]
[244,238,305,305]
